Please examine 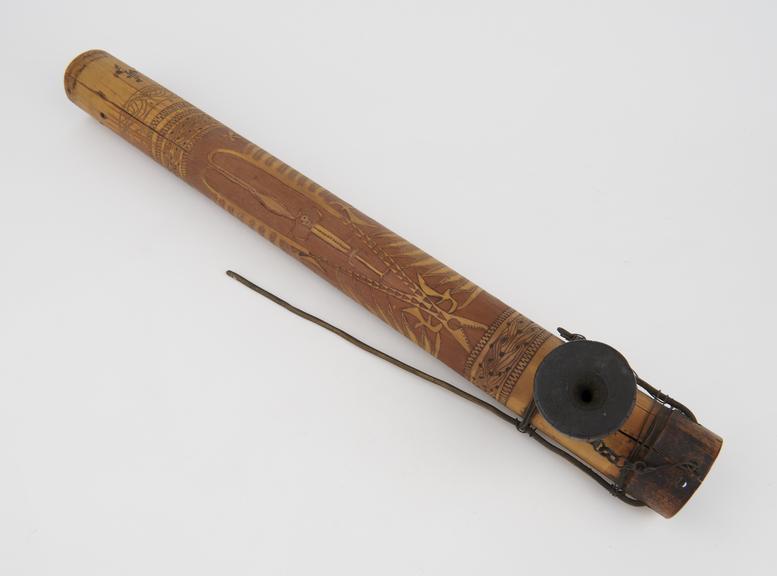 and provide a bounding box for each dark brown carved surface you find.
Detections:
[64,50,552,402]
[466,312,552,403]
